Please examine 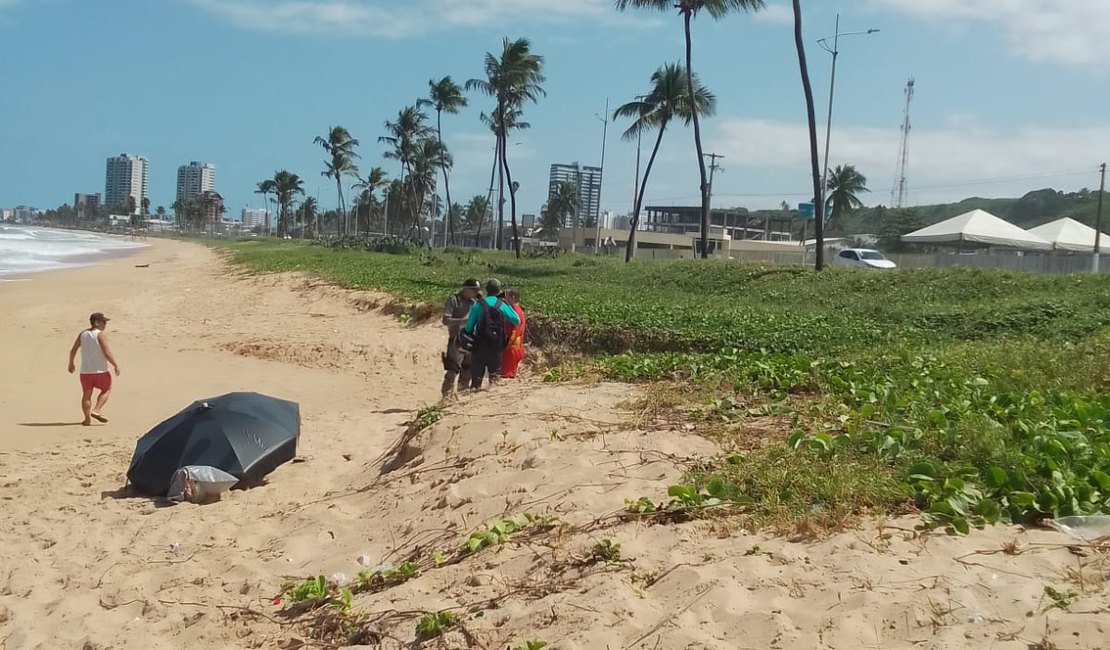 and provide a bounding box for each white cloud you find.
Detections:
[869,0,1110,66]
[752,1,794,26]
[189,0,655,37]
[710,117,1106,206]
